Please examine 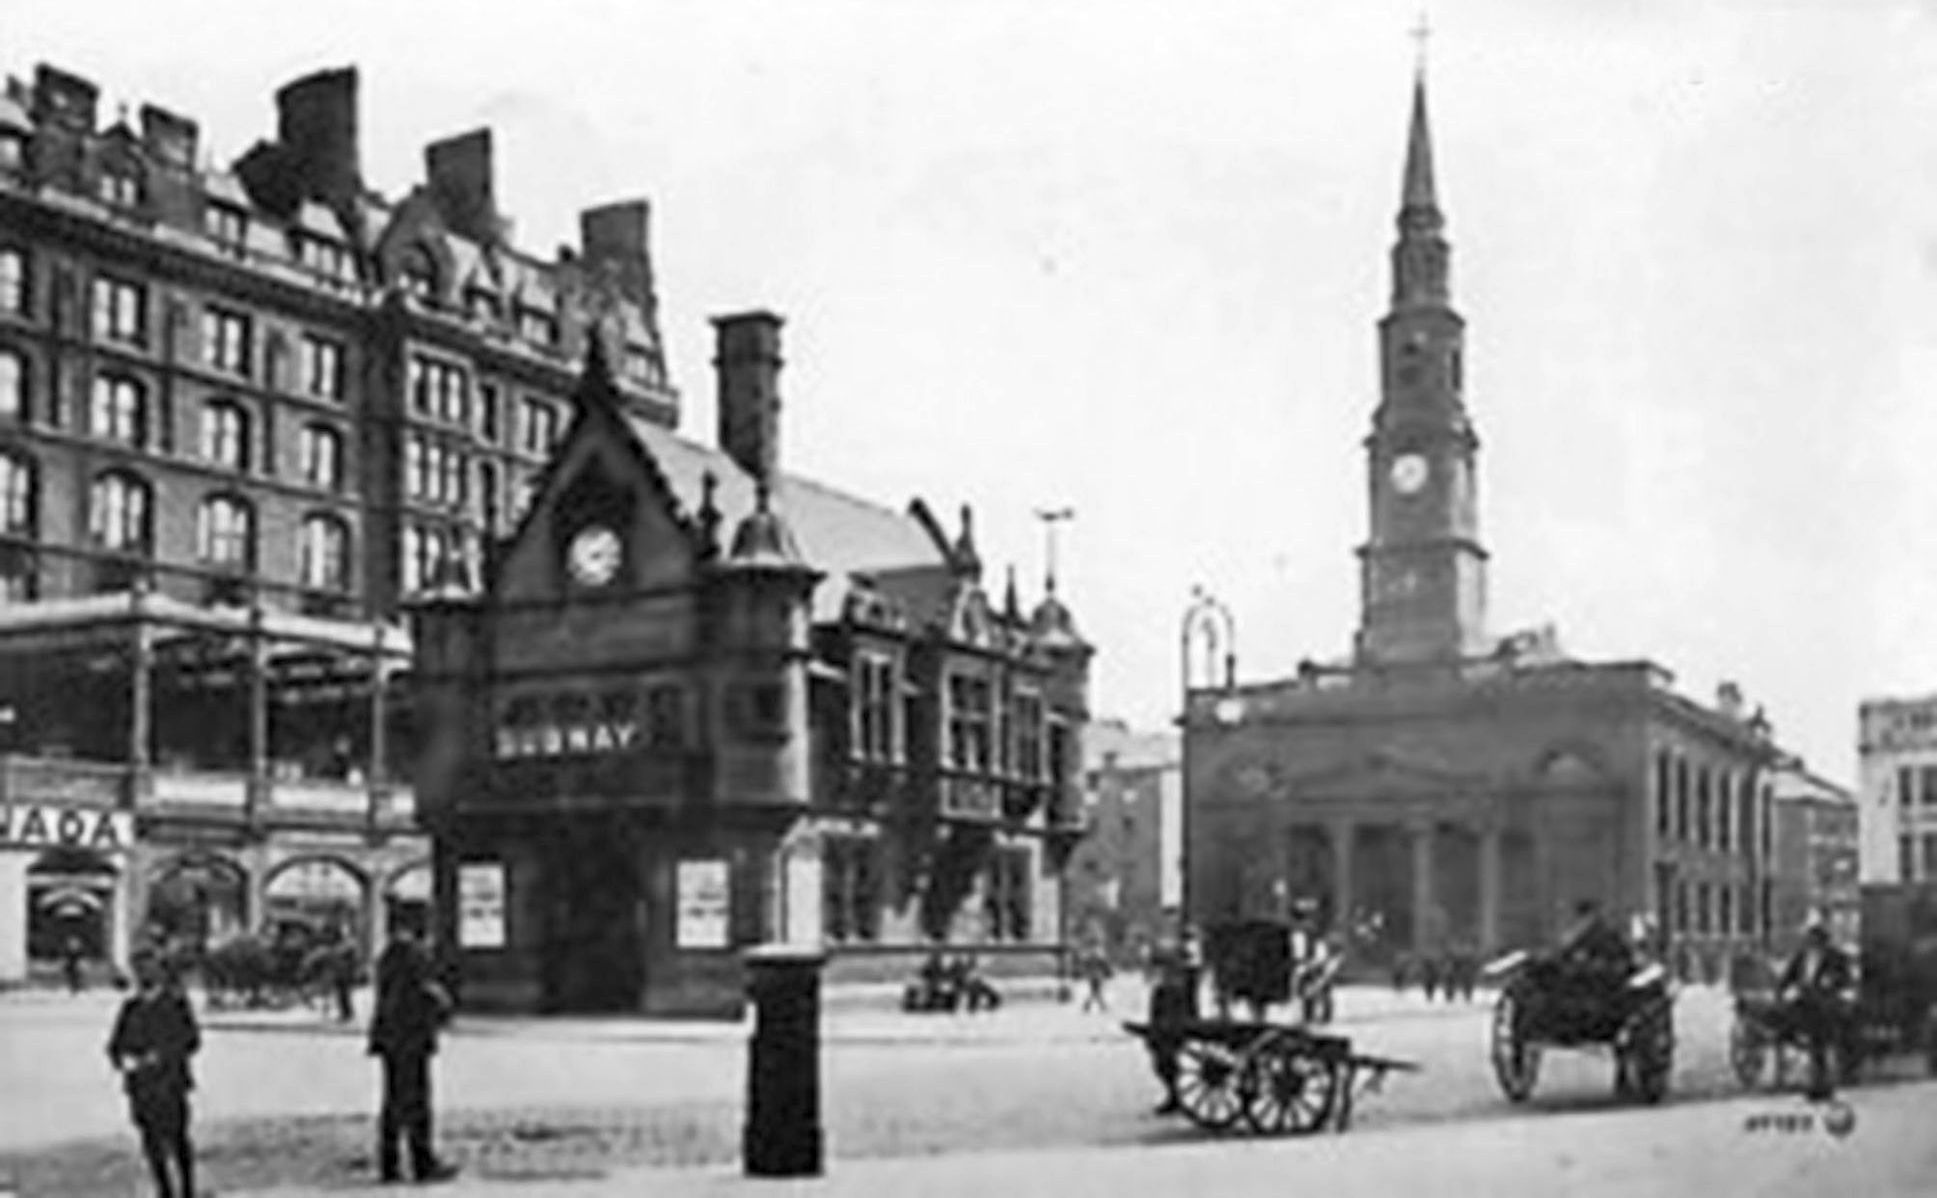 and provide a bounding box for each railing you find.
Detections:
[149,770,249,810]
[0,755,129,807]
